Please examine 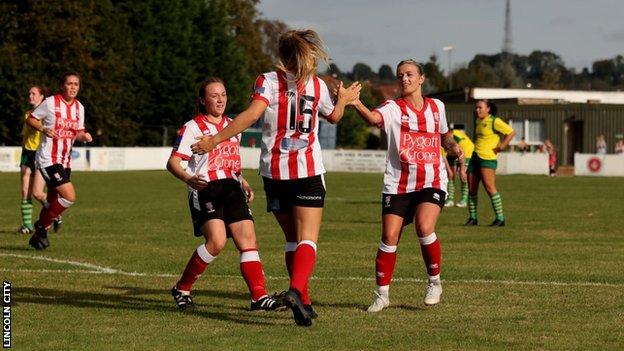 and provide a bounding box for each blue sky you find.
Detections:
[258,0,624,73]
